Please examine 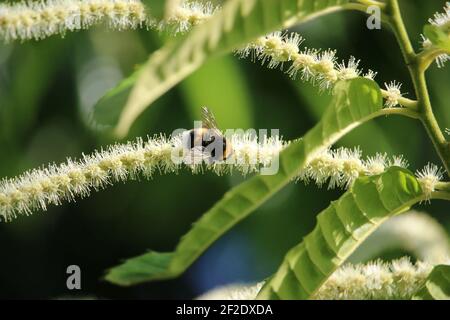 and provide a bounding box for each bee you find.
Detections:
[182,107,233,162]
